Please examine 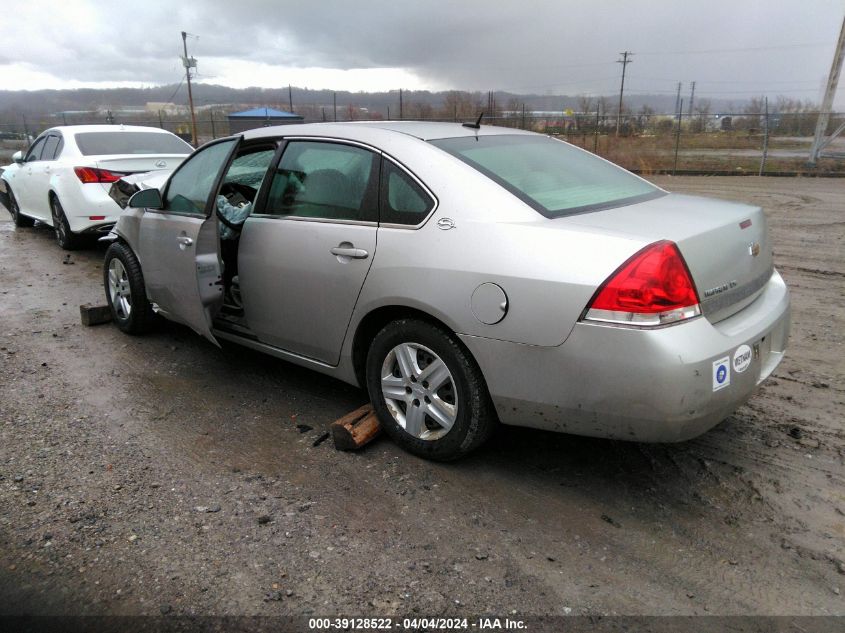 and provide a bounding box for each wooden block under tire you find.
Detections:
[79,303,112,326]
[331,404,382,451]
